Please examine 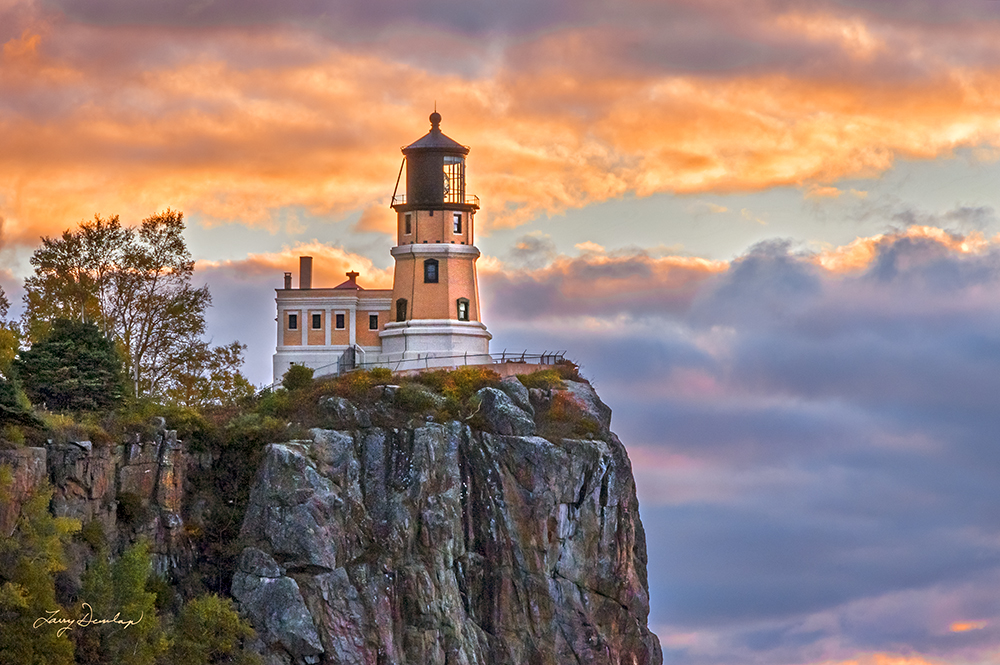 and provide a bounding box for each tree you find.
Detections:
[23,211,242,400]
[164,594,260,665]
[15,319,124,412]
[282,364,314,391]
[78,540,166,665]
[166,341,256,408]
[0,475,79,665]
[0,378,42,431]
[0,286,19,379]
